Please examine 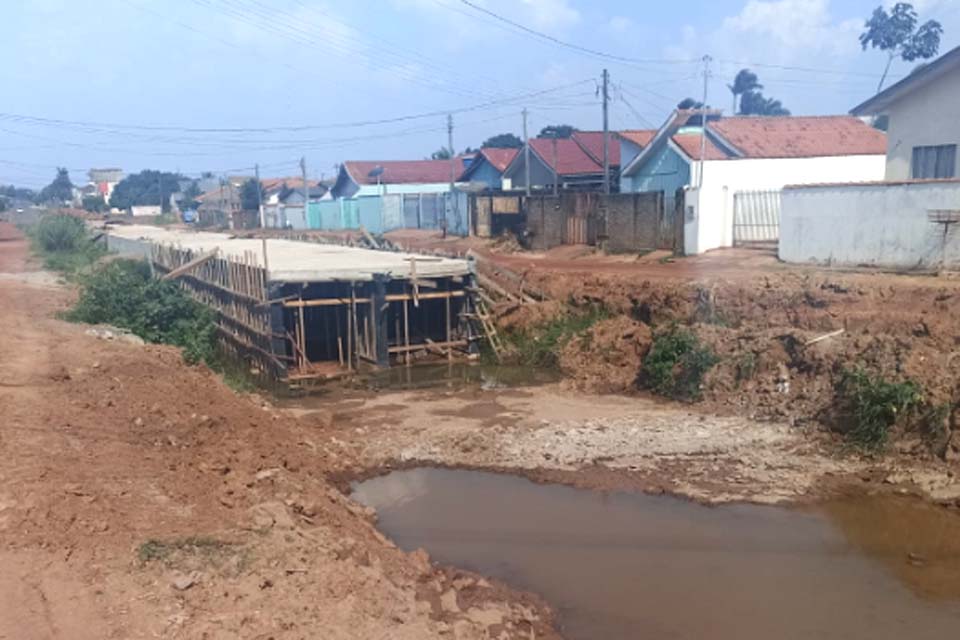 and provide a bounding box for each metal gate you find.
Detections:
[733,189,781,245]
